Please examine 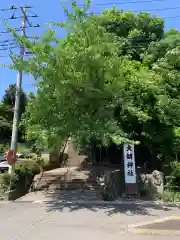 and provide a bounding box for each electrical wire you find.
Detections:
[4,15,38,21]
[80,0,168,6]
[164,15,180,19]
[26,9,38,18]
[0,42,17,47]
[0,6,39,61]
[0,46,17,51]
[92,6,180,16]
[0,5,32,12]
[0,39,16,44]
[0,6,18,12]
